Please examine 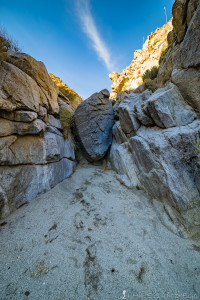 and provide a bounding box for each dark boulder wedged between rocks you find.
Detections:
[74,89,114,162]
